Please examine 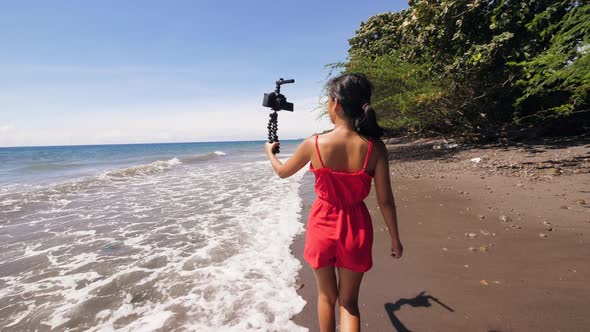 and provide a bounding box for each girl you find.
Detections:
[265,73,403,332]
